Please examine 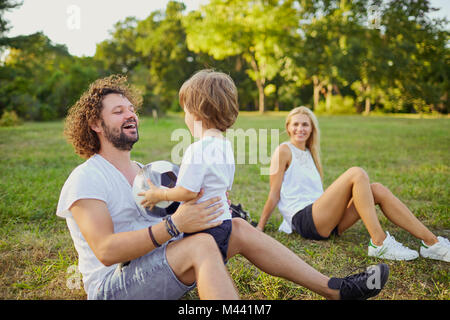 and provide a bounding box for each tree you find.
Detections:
[135,1,201,112]
[1,32,99,120]
[380,0,449,113]
[184,0,299,113]
[341,0,387,114]
[95,17,141,75]
[295,0,369,111]
[0,0,22,47]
